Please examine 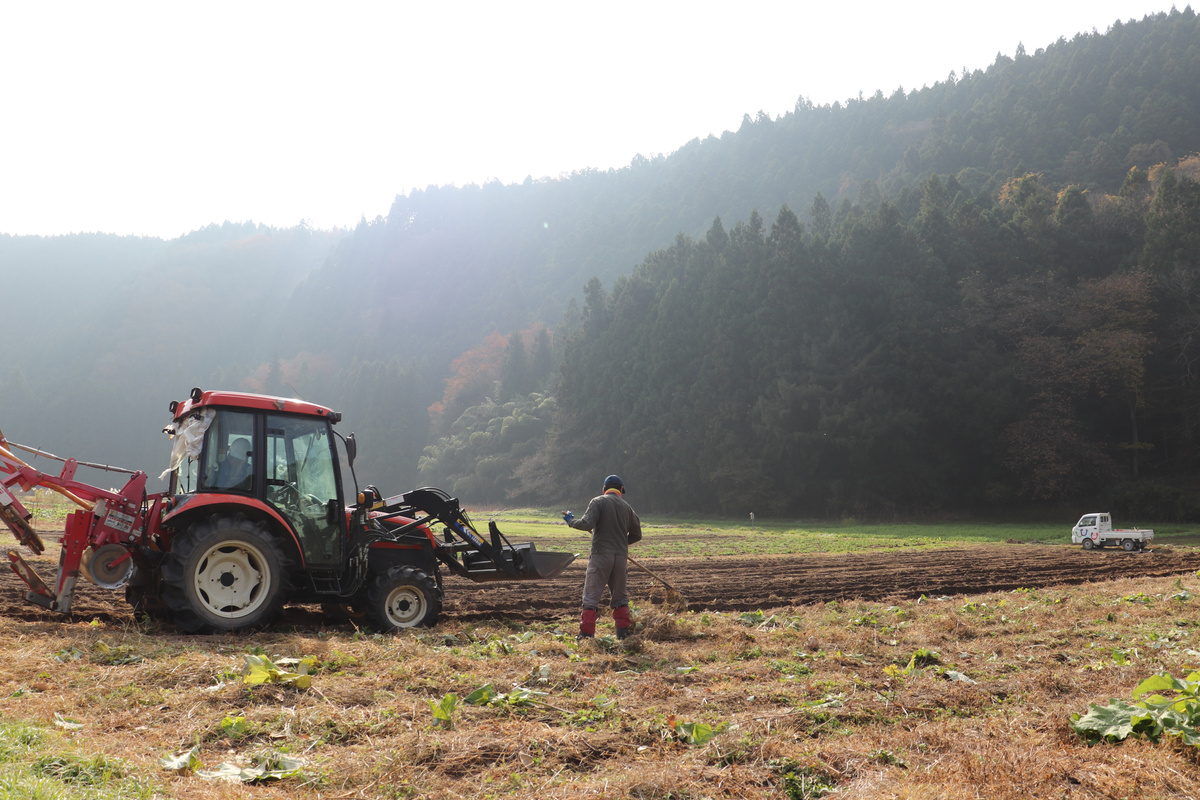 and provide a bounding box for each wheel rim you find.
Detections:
[384,584,428,627]
[192,541,271,619]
